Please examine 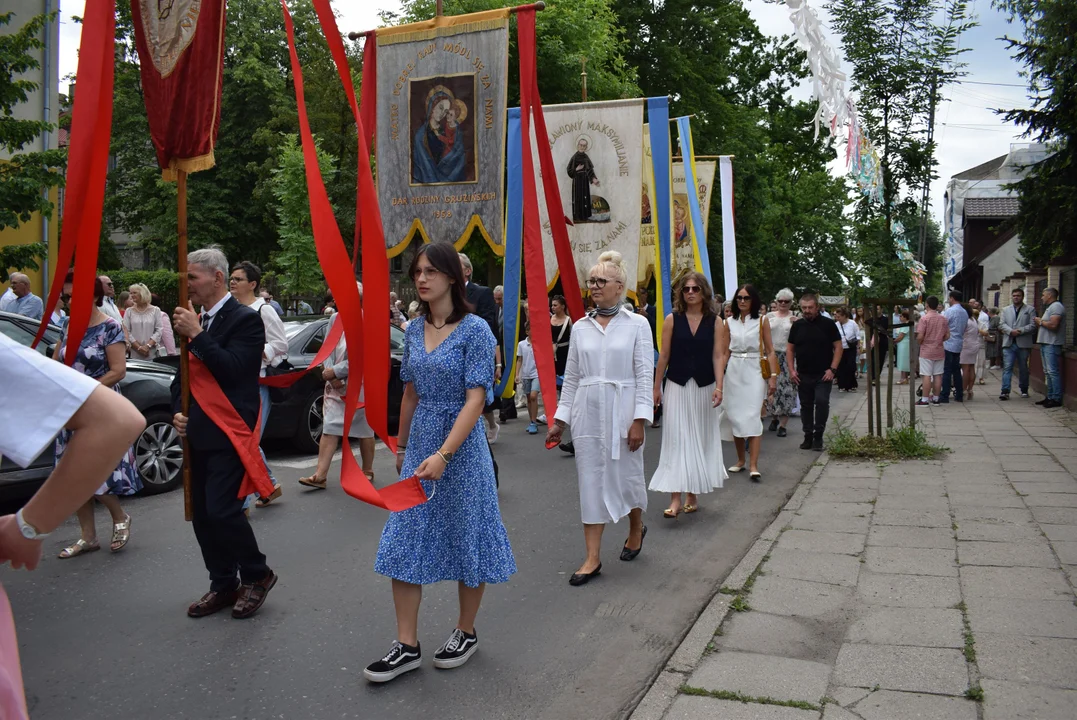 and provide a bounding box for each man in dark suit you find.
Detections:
[172,246,277,620]
[459,253,503,438]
